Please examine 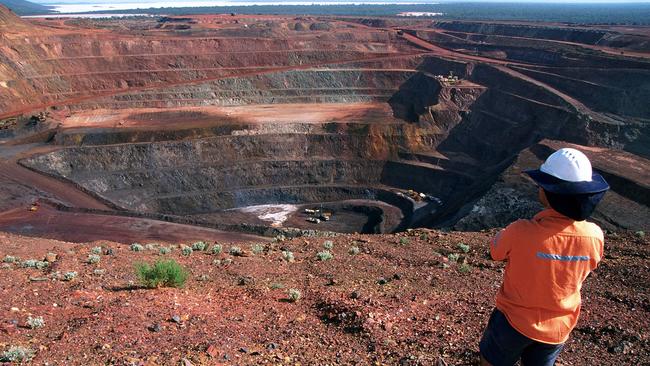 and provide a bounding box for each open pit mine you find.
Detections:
[1,5,649,365]
[0,6,649,241]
